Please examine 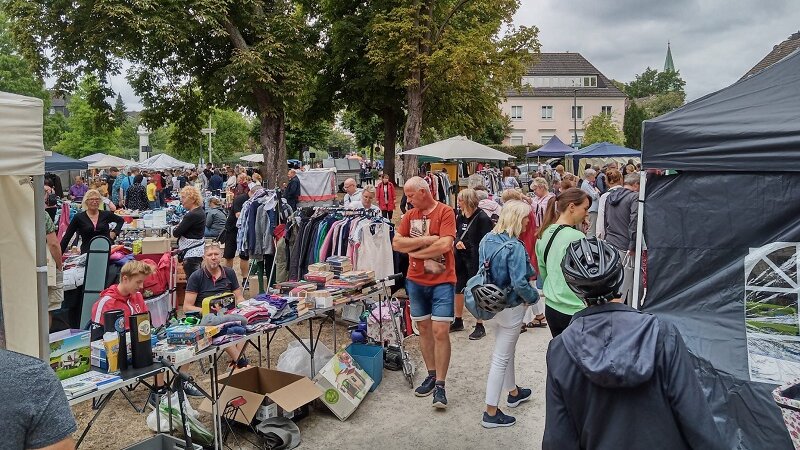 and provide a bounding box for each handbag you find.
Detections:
[176,241,205,263]
[464,241,515,321]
